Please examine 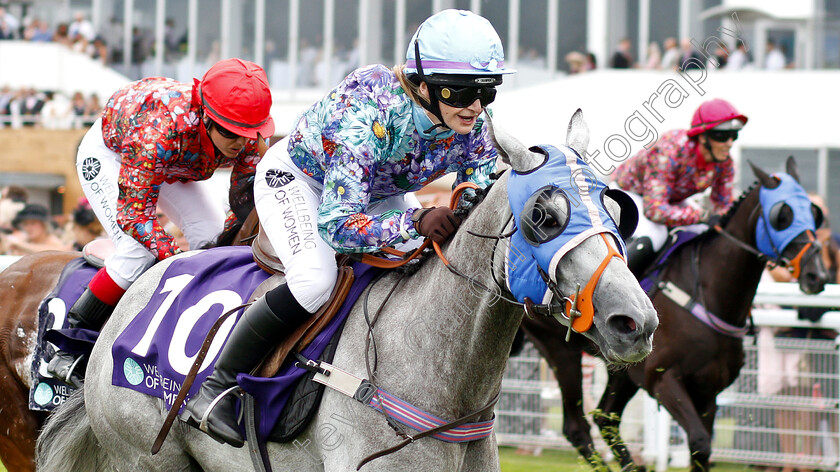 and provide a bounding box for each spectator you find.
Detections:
[725,40,751,70]
[611,38,633,68]
[24,18,52,42]
[0,85,14,125]
[0,185,27,235]
[765,39,786,70]
[70,91,87,128]
[68,198,105,251]
[20,87,46,127]
[3,204,69,255]
[68,11,96,43]
[565,50,588,74]
[297,38,319,87]
[71,32,93,56]
[585,51,597,70]
[84,93,101,126]
[660,37,680,70]
[53,22,72,47]
[0,7,19,39]
[707,45,728,70]
[40,90,73,129]
[644,41,661,69]
[679,37,704,70]
[91,36,109,65]
[164,18,180,62]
